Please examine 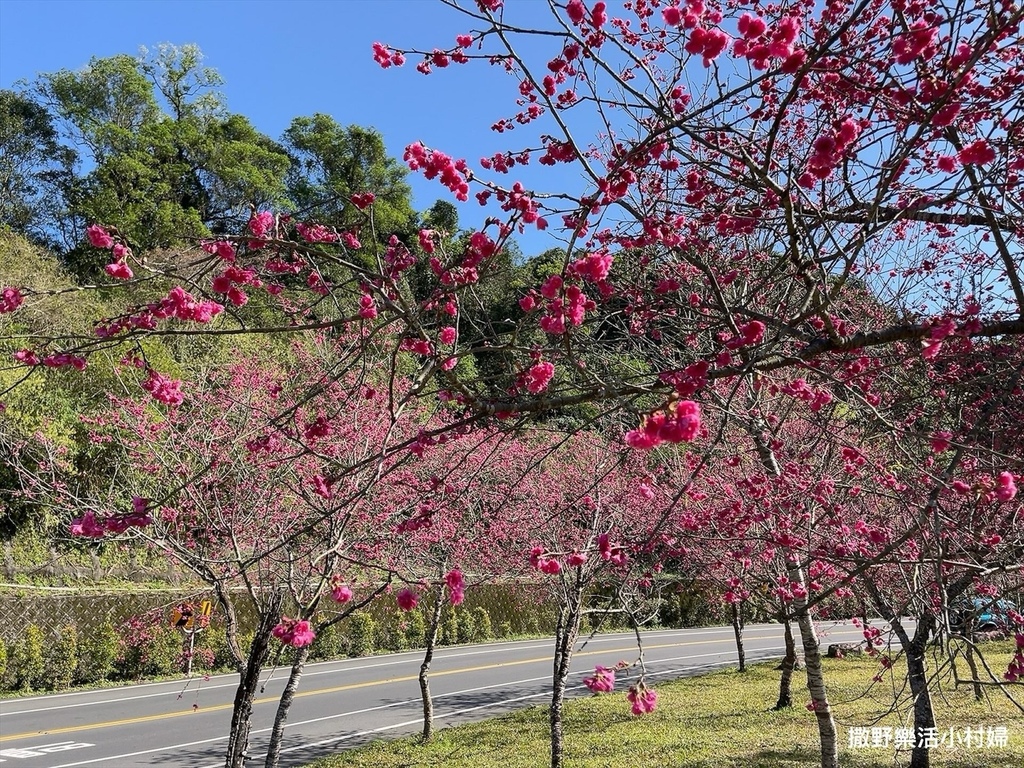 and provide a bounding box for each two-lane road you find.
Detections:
[0,622,868,767]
